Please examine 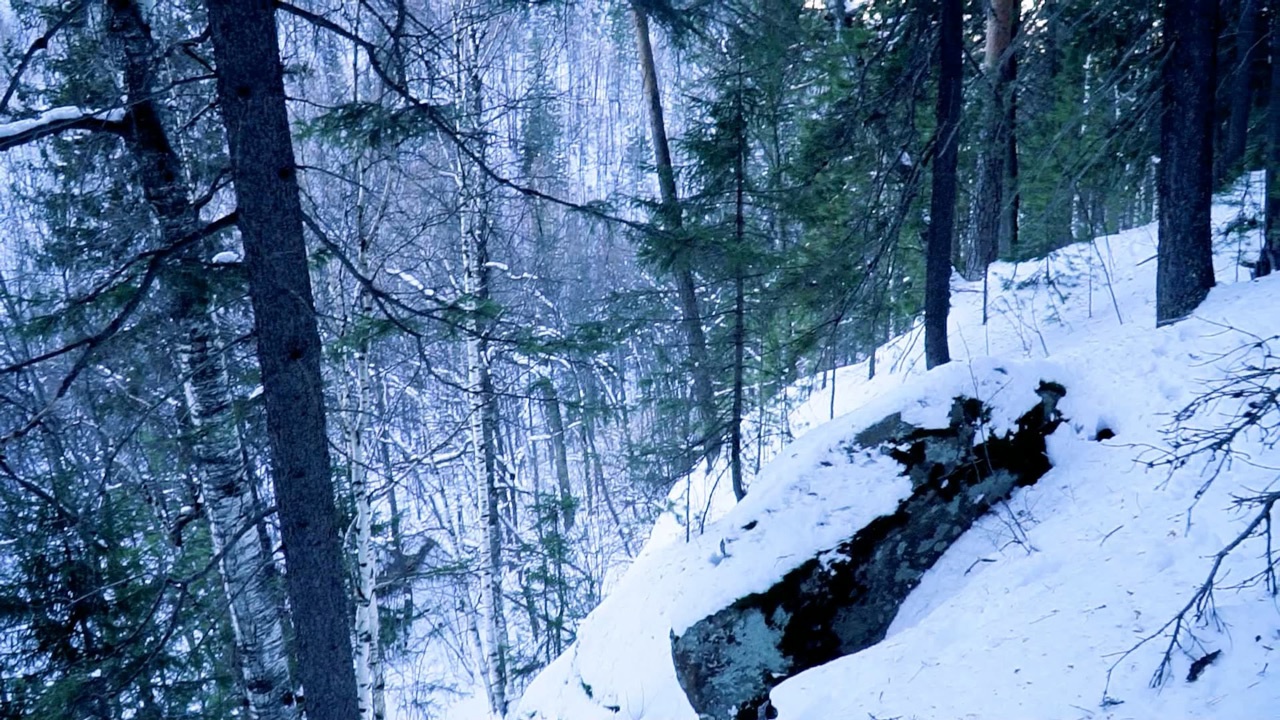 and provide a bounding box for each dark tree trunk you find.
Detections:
[1222,0,1260,184]
[926,0,962,369]
[1157,0,1218,325]
[204,3,360,720]
[730,61,748,502]
[1261,0,1280,277]
[1002,1,1020,258]
[632,5,720,460]
[965,0,1016,282]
